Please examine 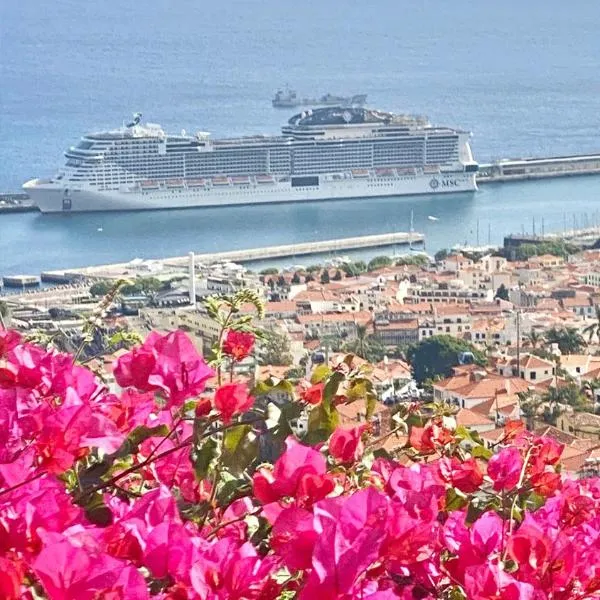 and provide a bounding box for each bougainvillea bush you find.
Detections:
[1,291,600,599]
